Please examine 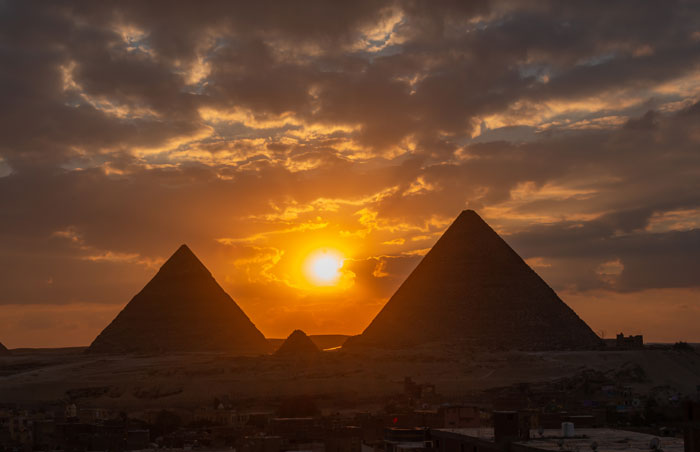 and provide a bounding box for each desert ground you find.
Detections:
[1,345,699,413]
